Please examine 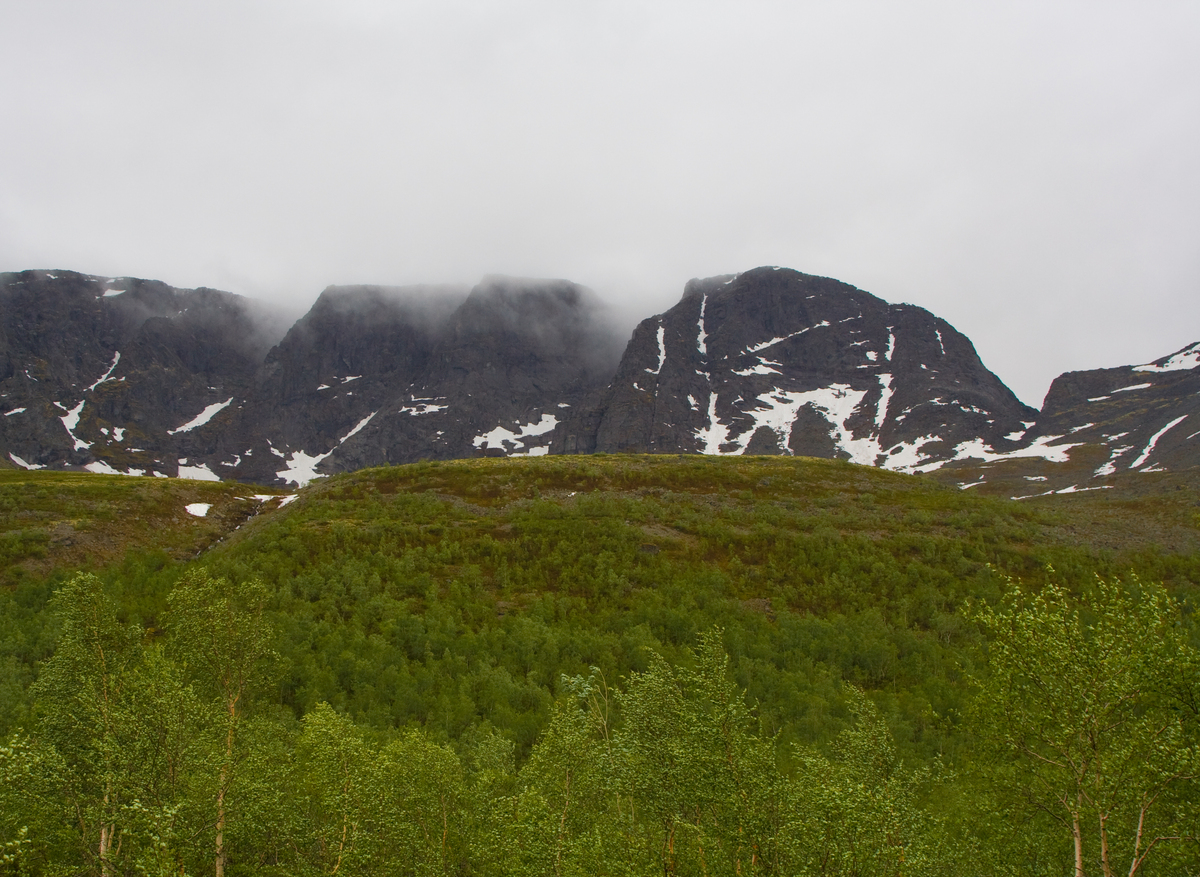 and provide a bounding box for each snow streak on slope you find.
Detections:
[87,352,121,391]
[1129,416,1188,469]
[696,295,708,357]
[745,321,830,354]
[645,323,667,375]
[9,453,44,470]
[168,398,234,435]
[56,400,90,450]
